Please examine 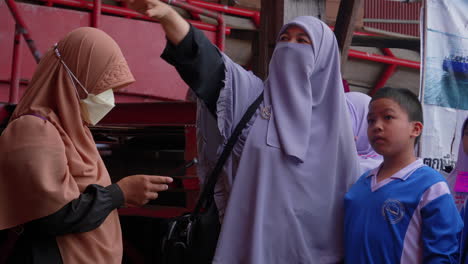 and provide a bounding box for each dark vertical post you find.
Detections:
[333,0,363,72]
[10,24,23,104]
